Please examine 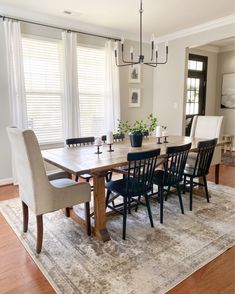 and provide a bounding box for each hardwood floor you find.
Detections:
[0,164,234,294]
